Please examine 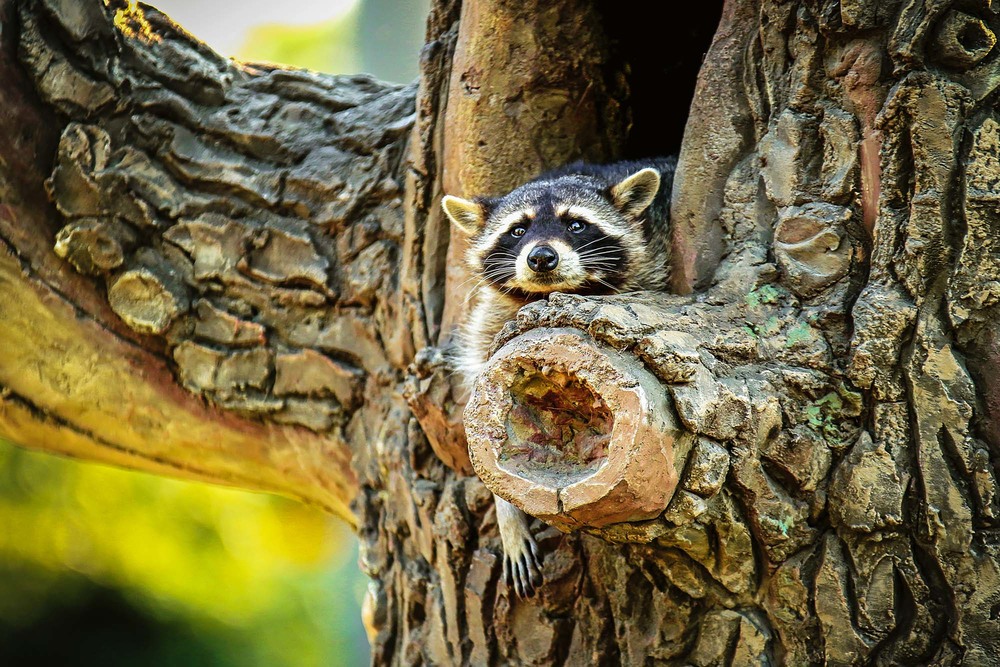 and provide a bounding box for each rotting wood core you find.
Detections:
[502,365,613,488]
